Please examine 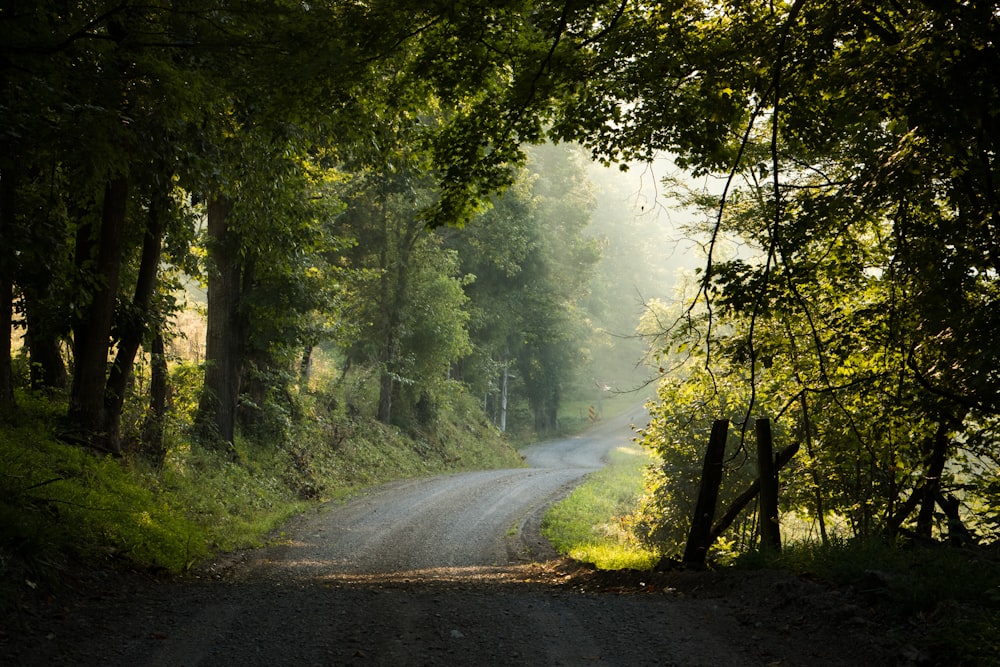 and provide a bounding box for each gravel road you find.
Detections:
[6,408,905,666]
[232,406,648,579]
